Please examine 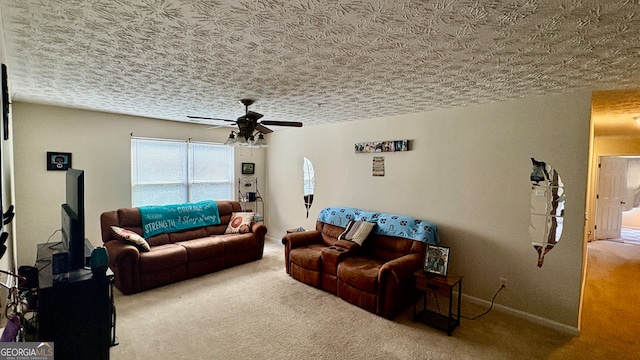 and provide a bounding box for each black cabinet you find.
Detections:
[36,243,115,360]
